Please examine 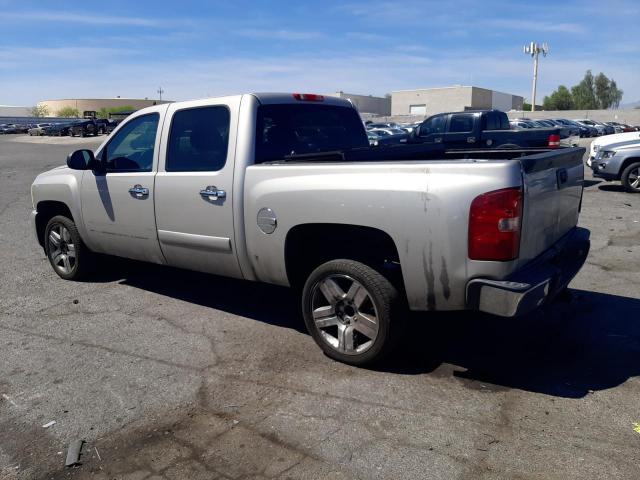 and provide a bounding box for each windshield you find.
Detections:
[255,104,369,163]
